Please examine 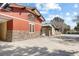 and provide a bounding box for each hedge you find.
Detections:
[66,31,79,34]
